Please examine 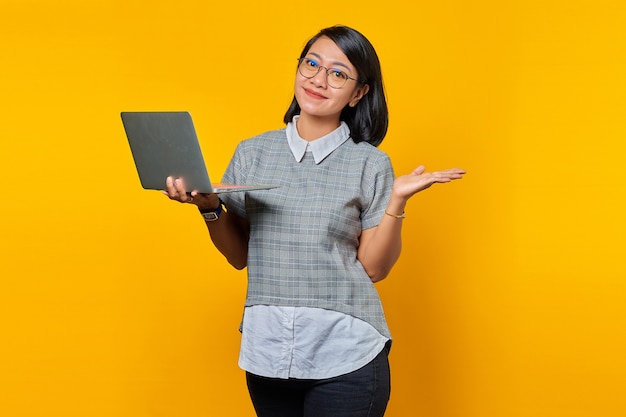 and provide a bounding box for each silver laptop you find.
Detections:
[121,111,278,194]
